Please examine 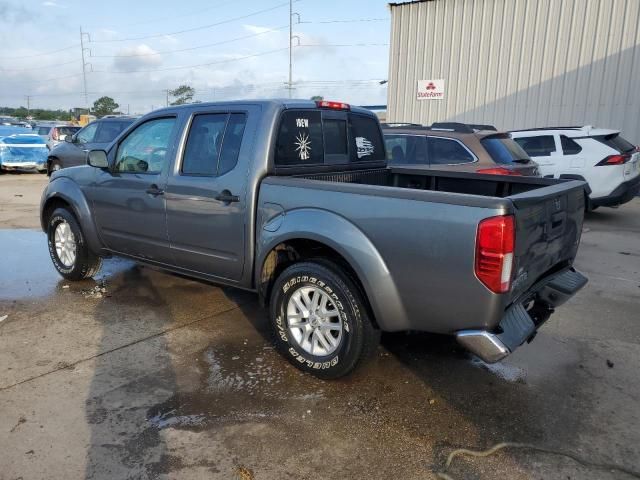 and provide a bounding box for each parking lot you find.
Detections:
[0,173,637,479]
